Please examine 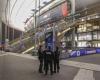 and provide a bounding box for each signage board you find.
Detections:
[37,2,70,26]
[70,48,98,57]
[96,48,100,53]
[45,31,53,50]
